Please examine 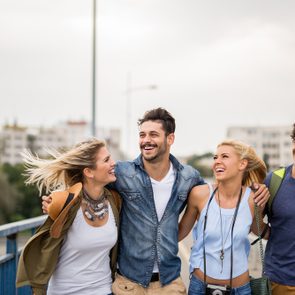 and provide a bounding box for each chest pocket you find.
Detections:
[178,192,187,202]
[121,191,143,213]
[165,192,187,214]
